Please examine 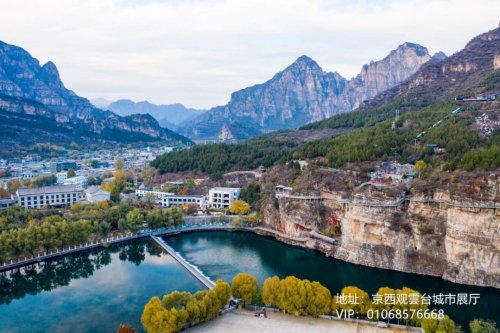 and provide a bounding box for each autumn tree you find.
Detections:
[332,286,370,316]
[7,179,21,194]
[229,200,251,215]
[0,188,9,199]
[231,273,258,305]
[213,279,231,307]
[415,160,427,178]
[306,281,331,317]
[262,276,281,307]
